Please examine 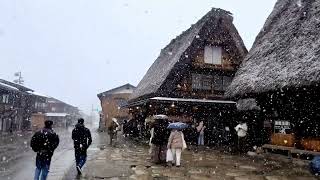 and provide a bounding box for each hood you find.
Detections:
[75,123,85,128]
